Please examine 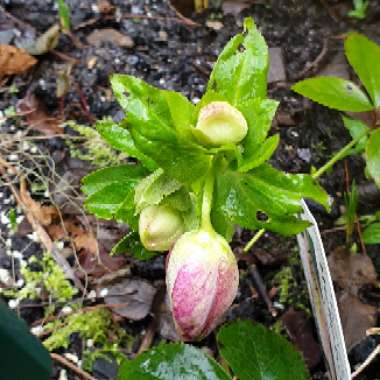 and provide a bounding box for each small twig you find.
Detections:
[351,345,380,379]
[75,84,96,123]
[0,156,84,291]
[0,4,35,30]
[248,264,277,317]
[137,318,157,355]
[51,353,97,380]
[297,39,329,79]
[51,50,79,64]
